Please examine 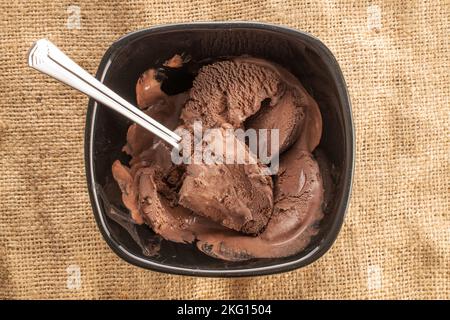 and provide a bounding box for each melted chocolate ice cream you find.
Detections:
[112,54,325,261]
